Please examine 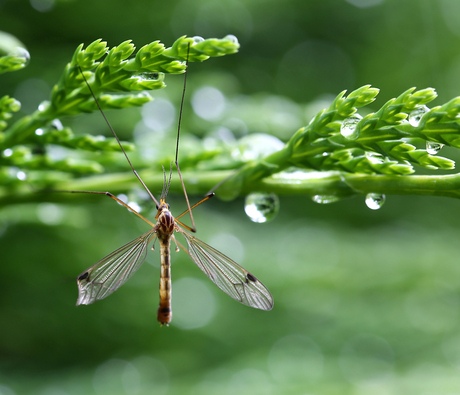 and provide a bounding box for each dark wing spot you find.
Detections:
[78,272,89,281]
[246,273,257,282]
